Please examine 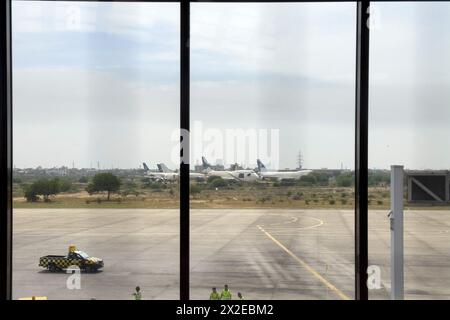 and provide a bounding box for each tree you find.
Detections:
[78,176,89,183]
[23,178,62,202]
[336,173,354,187]
[298,174,316,186]
[13,177,22,184]
[309,171,331,186]
[368,170,390,187]
[56,178,72,192]
[36,179,60,201]
[86,173,121,200]
[24,184,38,202]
